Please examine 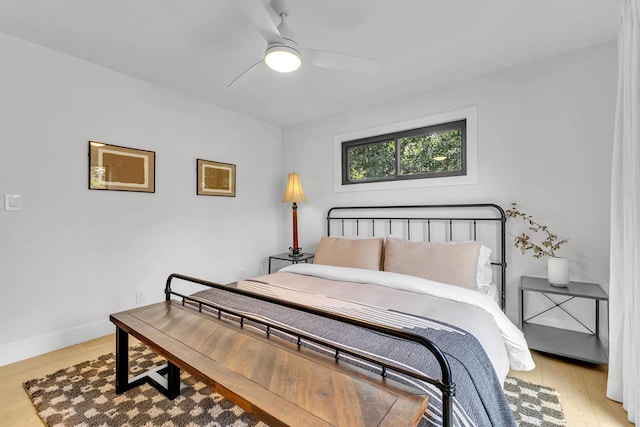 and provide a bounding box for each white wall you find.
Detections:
[282,42,617,324]
[0,33,283,365]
